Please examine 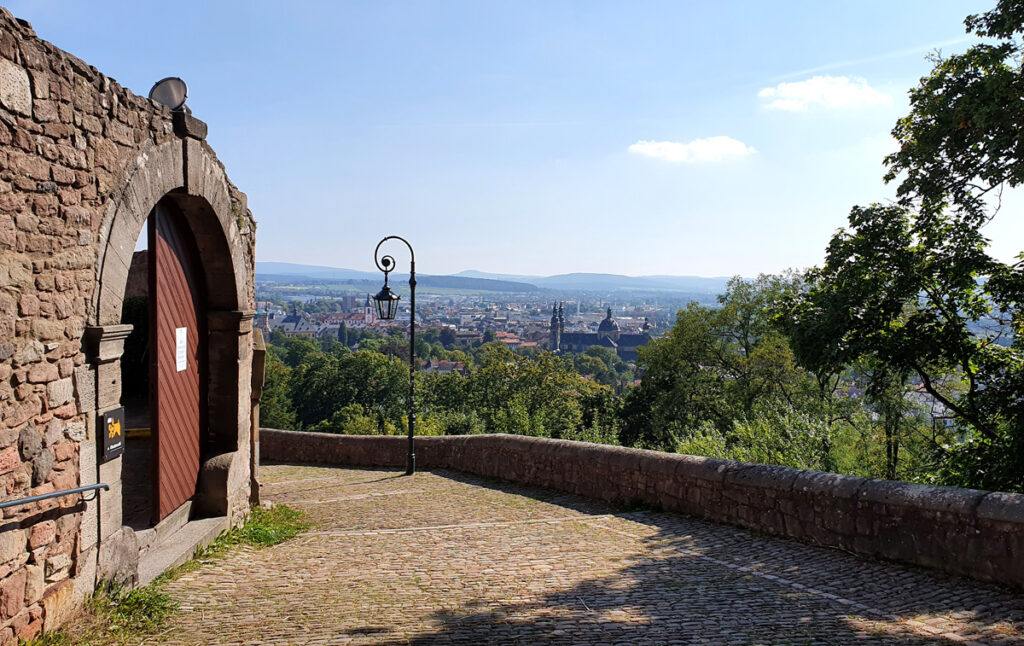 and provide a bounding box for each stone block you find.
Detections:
[173,111,207,139]
[64,419,87,443]
[18,423,41,460]
[40,579,73,632]
[28,520,55,552]
[98,465,122,535]
[71,544,96,605]
[30,319,64,342]
[72,366,94,416]
[0,566,26,621]
[48,469,75,495]
[83,324,132,363]
[56,359,73,379]
[95,363,121,410]
[0,58,32,116]
[976,490,1024,525]
[23,564,43,606]
[43,421,62,447]
[44,551,70,580]
[15,613,41,643]
[0,446,20,475]
[0,529,26,565]
[79,487,98,550]
[0,254,31,288]
[16,292,37,315]
[97,527,138,587]
[11,342,43,368]
[723,462,801,493]
[45,378,73,407]
[31,448,53,485]
[0,425,17,448]
[52,441,73,462]
[26,363,57,384]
